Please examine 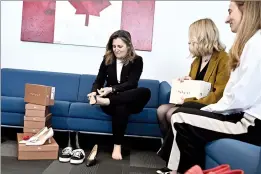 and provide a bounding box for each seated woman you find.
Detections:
[87,30,151,161]
[166,1,261,174]
[156,18,230,173]
[157,18,230,137]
